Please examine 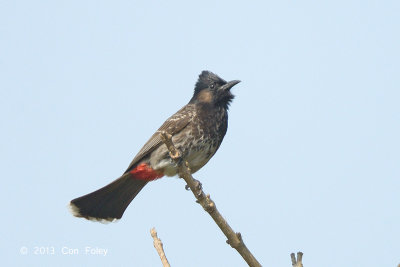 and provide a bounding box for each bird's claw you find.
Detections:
[184,179,202,192]
[193,179,202,191]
